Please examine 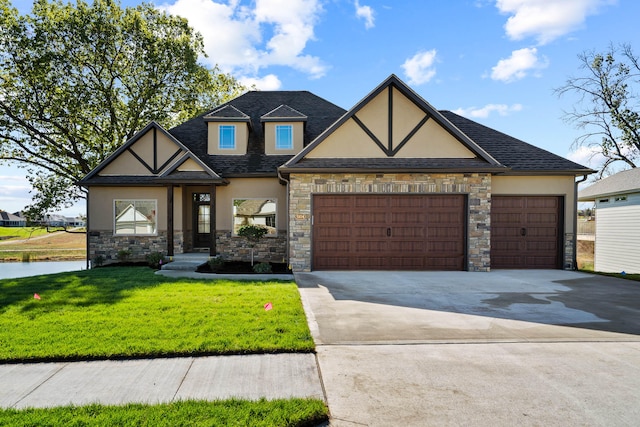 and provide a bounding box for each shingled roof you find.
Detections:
[578,168,640,200]
[169,91,346,177]
[440,111,593,174]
